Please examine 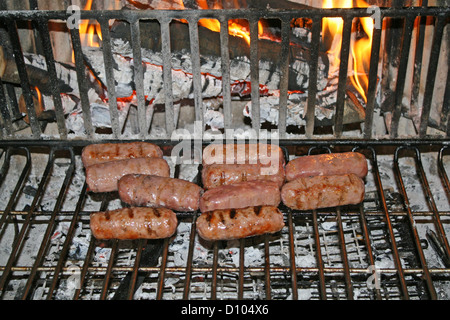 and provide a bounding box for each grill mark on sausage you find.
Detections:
[254,206,262,216]
[127,208,134,219]
[105,212,110,220]
[154,208,162,218]
[230,209,237,219]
